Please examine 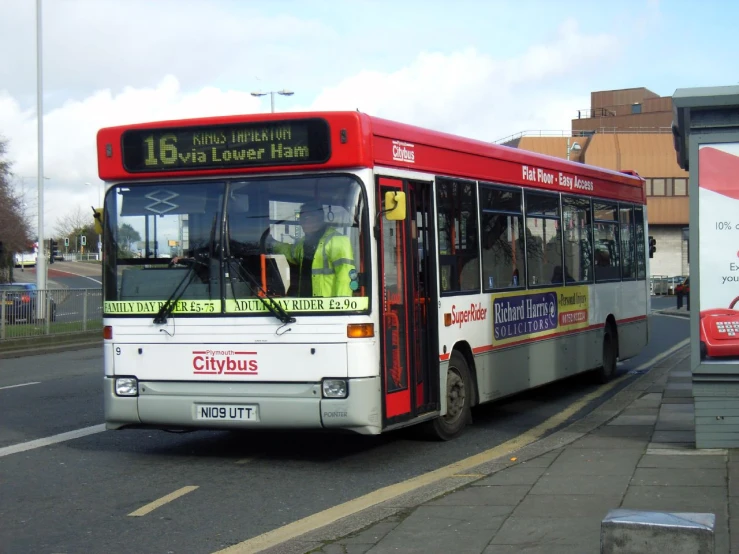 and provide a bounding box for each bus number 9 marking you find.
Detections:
[143,134,178,166]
